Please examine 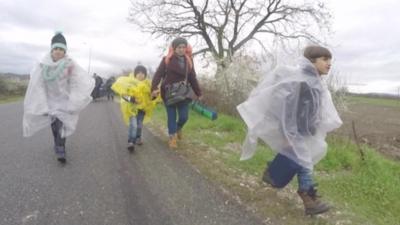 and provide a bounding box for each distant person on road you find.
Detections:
[112,65,160,152]
[91,73,103,101]
[151,37,202,149]
[23,32,94,163]
[237,45,342,215]
[104,76,116,101]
